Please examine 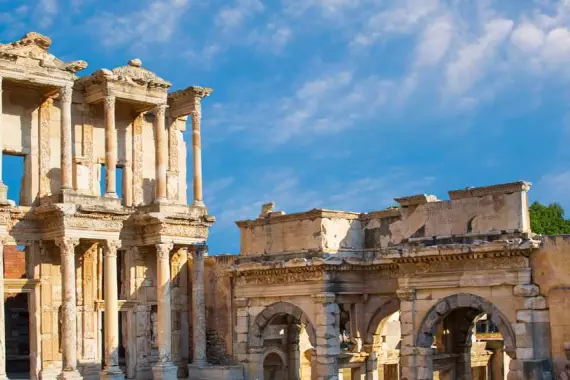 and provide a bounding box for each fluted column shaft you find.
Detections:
[101,241,124,379]
[55,238,81,377]
[191,101,203,206]
[154,105,168,202]
[156,243,173,363]
[104,96,117,198]
[192,245,207,365]
[0,241,6,379]
[60,84,73,190]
